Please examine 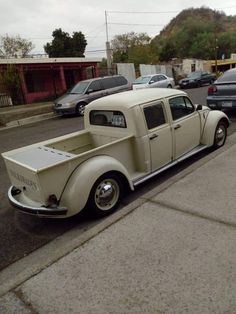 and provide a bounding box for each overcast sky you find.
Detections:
[1,0,236,58]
